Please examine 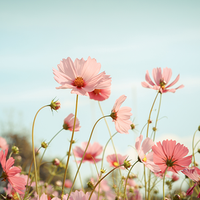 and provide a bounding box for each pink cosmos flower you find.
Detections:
[152,140,192,173]
[0,149,26,194]
[141,67,184,93]
[135,135,160,173]
[88,72,111,101]
[63,113,81,131]
[53,57,106,96]
[106,154,127,169]
[66,190,97,200]
[0,137,9,150]
[73,142,103,163]
[110,95,132,134]
[182,167,200,198]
